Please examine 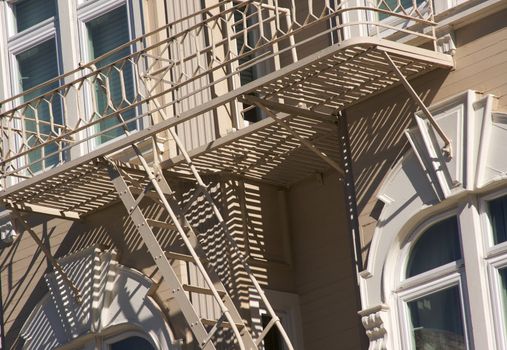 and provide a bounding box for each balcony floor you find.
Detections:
[0,37,453,219]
